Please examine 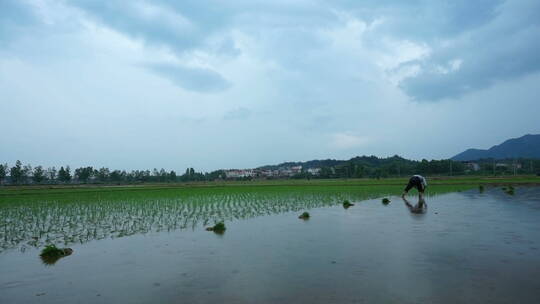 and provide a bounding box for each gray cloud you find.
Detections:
[69,0,540,102]
[145,63,230,93]
[394,1,540,101]
[70,0,232,54]
[332,0,503,39]
[400,26,540,101]
[1,0,540,171]
[0,0,38,45]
